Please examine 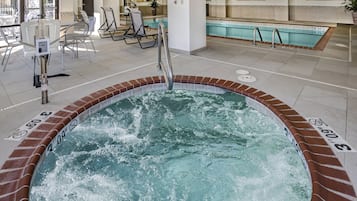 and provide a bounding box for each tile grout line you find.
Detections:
[194,55,357,92]
[292,84,305,108]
